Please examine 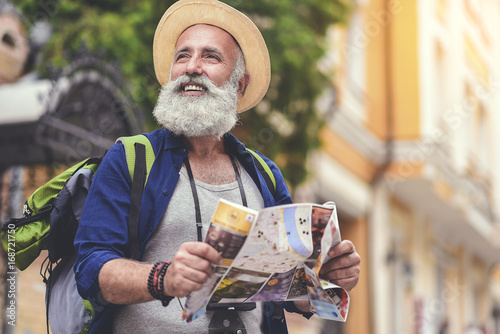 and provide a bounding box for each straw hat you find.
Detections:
[153,0,270,112]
